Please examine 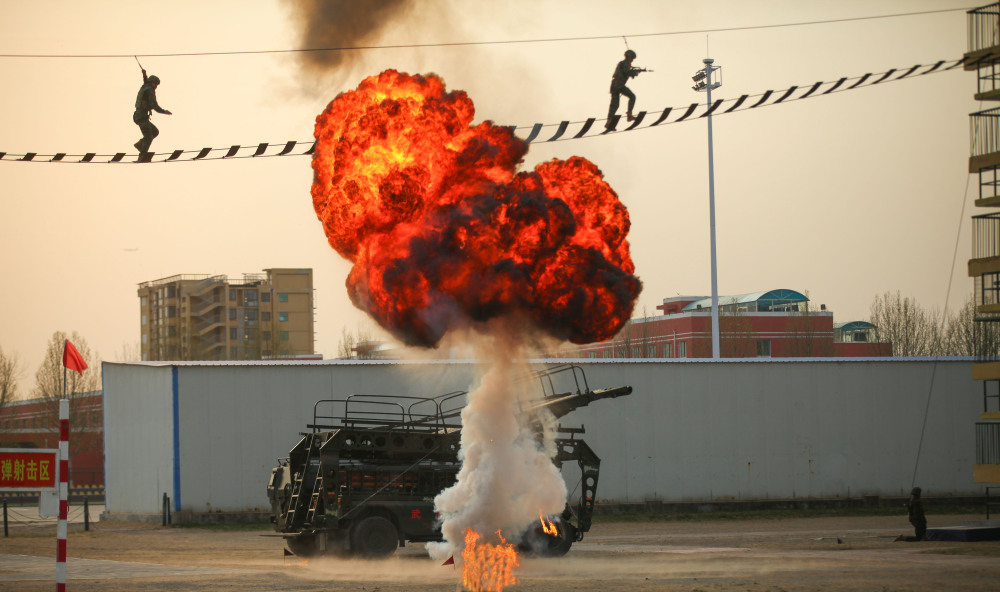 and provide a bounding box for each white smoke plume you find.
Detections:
[426,328,567,560]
